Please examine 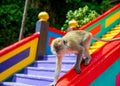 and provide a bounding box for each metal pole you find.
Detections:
[19,0,29,41]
